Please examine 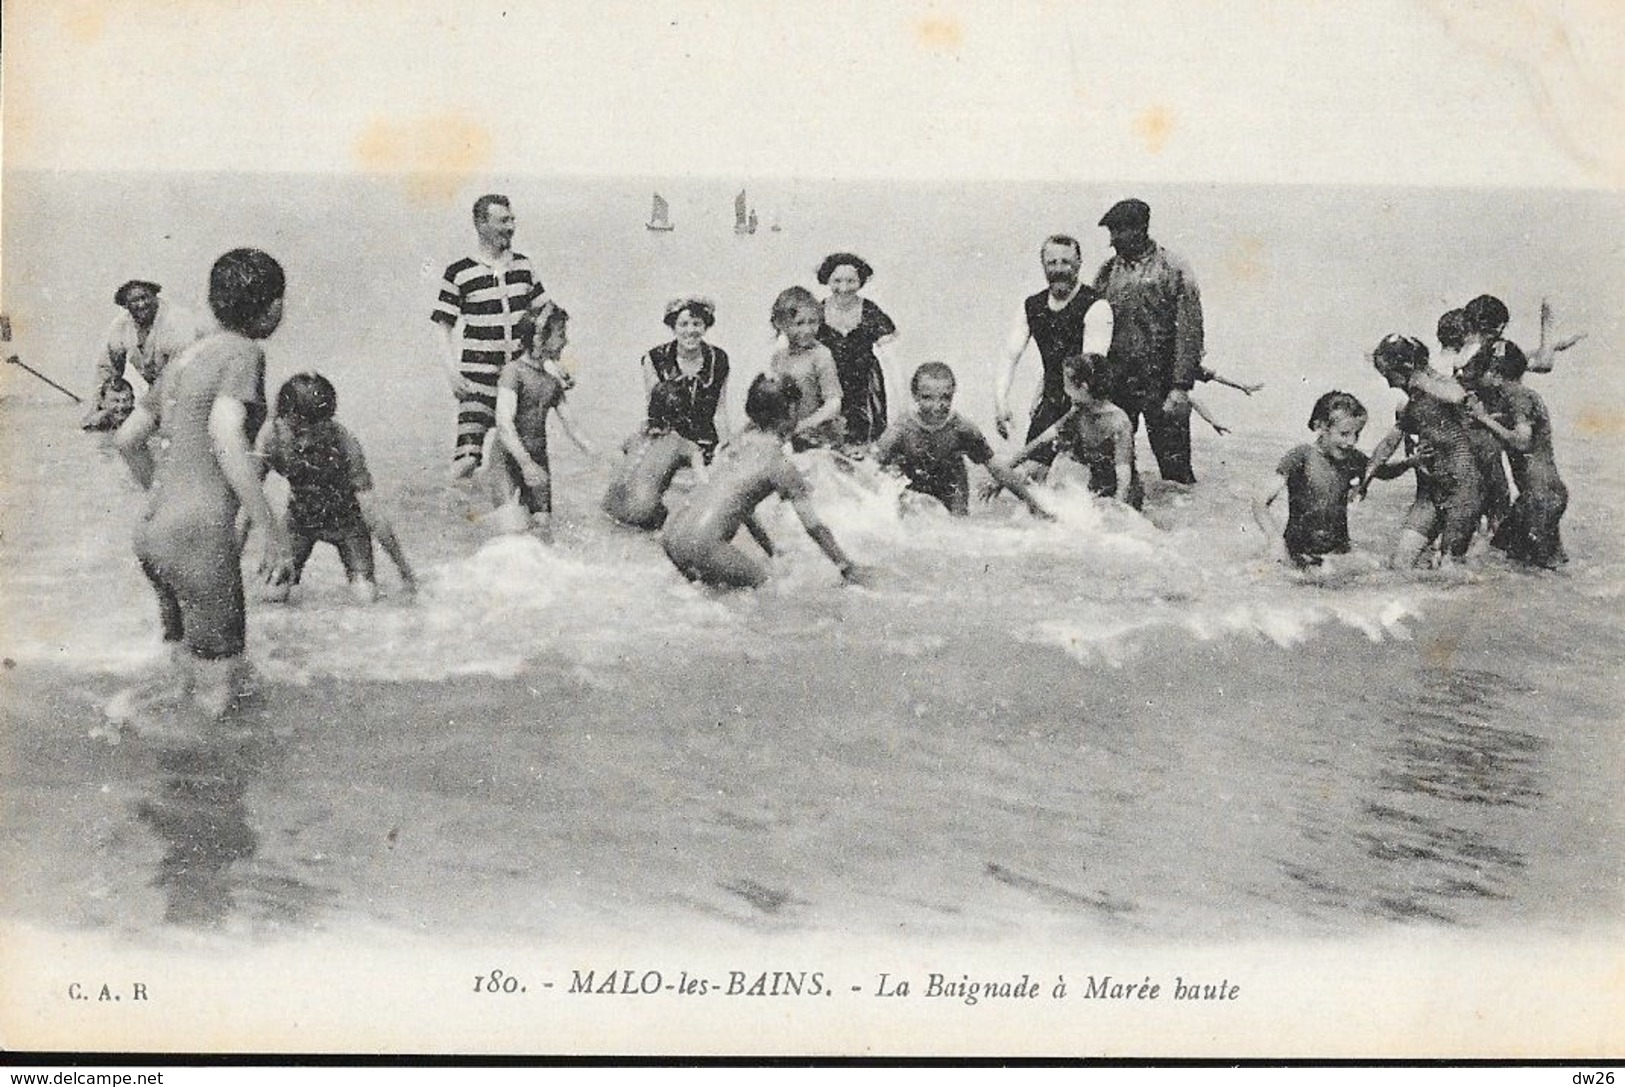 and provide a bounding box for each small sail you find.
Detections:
[733,189,750,233]
[646,192,674,232]
[747,208,759,234]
